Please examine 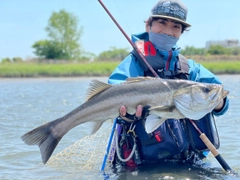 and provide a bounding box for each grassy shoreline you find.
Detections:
[0,60,240,77]
[0,62,119,77]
